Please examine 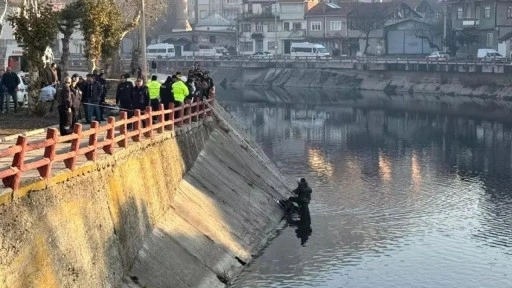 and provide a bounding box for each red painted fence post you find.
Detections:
[158,103,165,133]
[118,111,128,148]
[2,135,28,191]
[64,123,82,170]
[132,109,142,142]
[85,121,99,161]
[37,128,58,178]
[103,117,116,155]
[144,106,153,138]
[170,103,175,131]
